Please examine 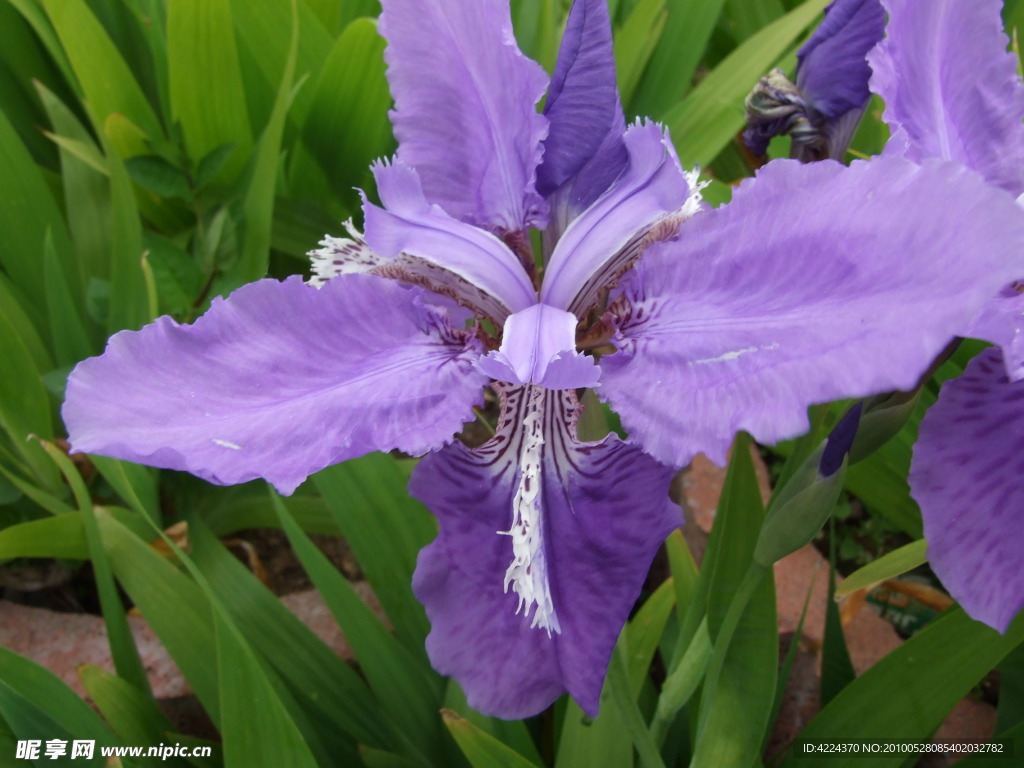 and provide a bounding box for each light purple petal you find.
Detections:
[311,221,513,324]
[537,0,627,216]
[540,121,691,315]
[869,0,1024,195]
[796,0,885,120]
[599,156,1024,468]
[378,0,549,232]
[363,161,537,318]
[411,385,679,718]
[476,304,600,389]
[910,348,1024,632]
[63,276,487,494]
[966,287,1024,382]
